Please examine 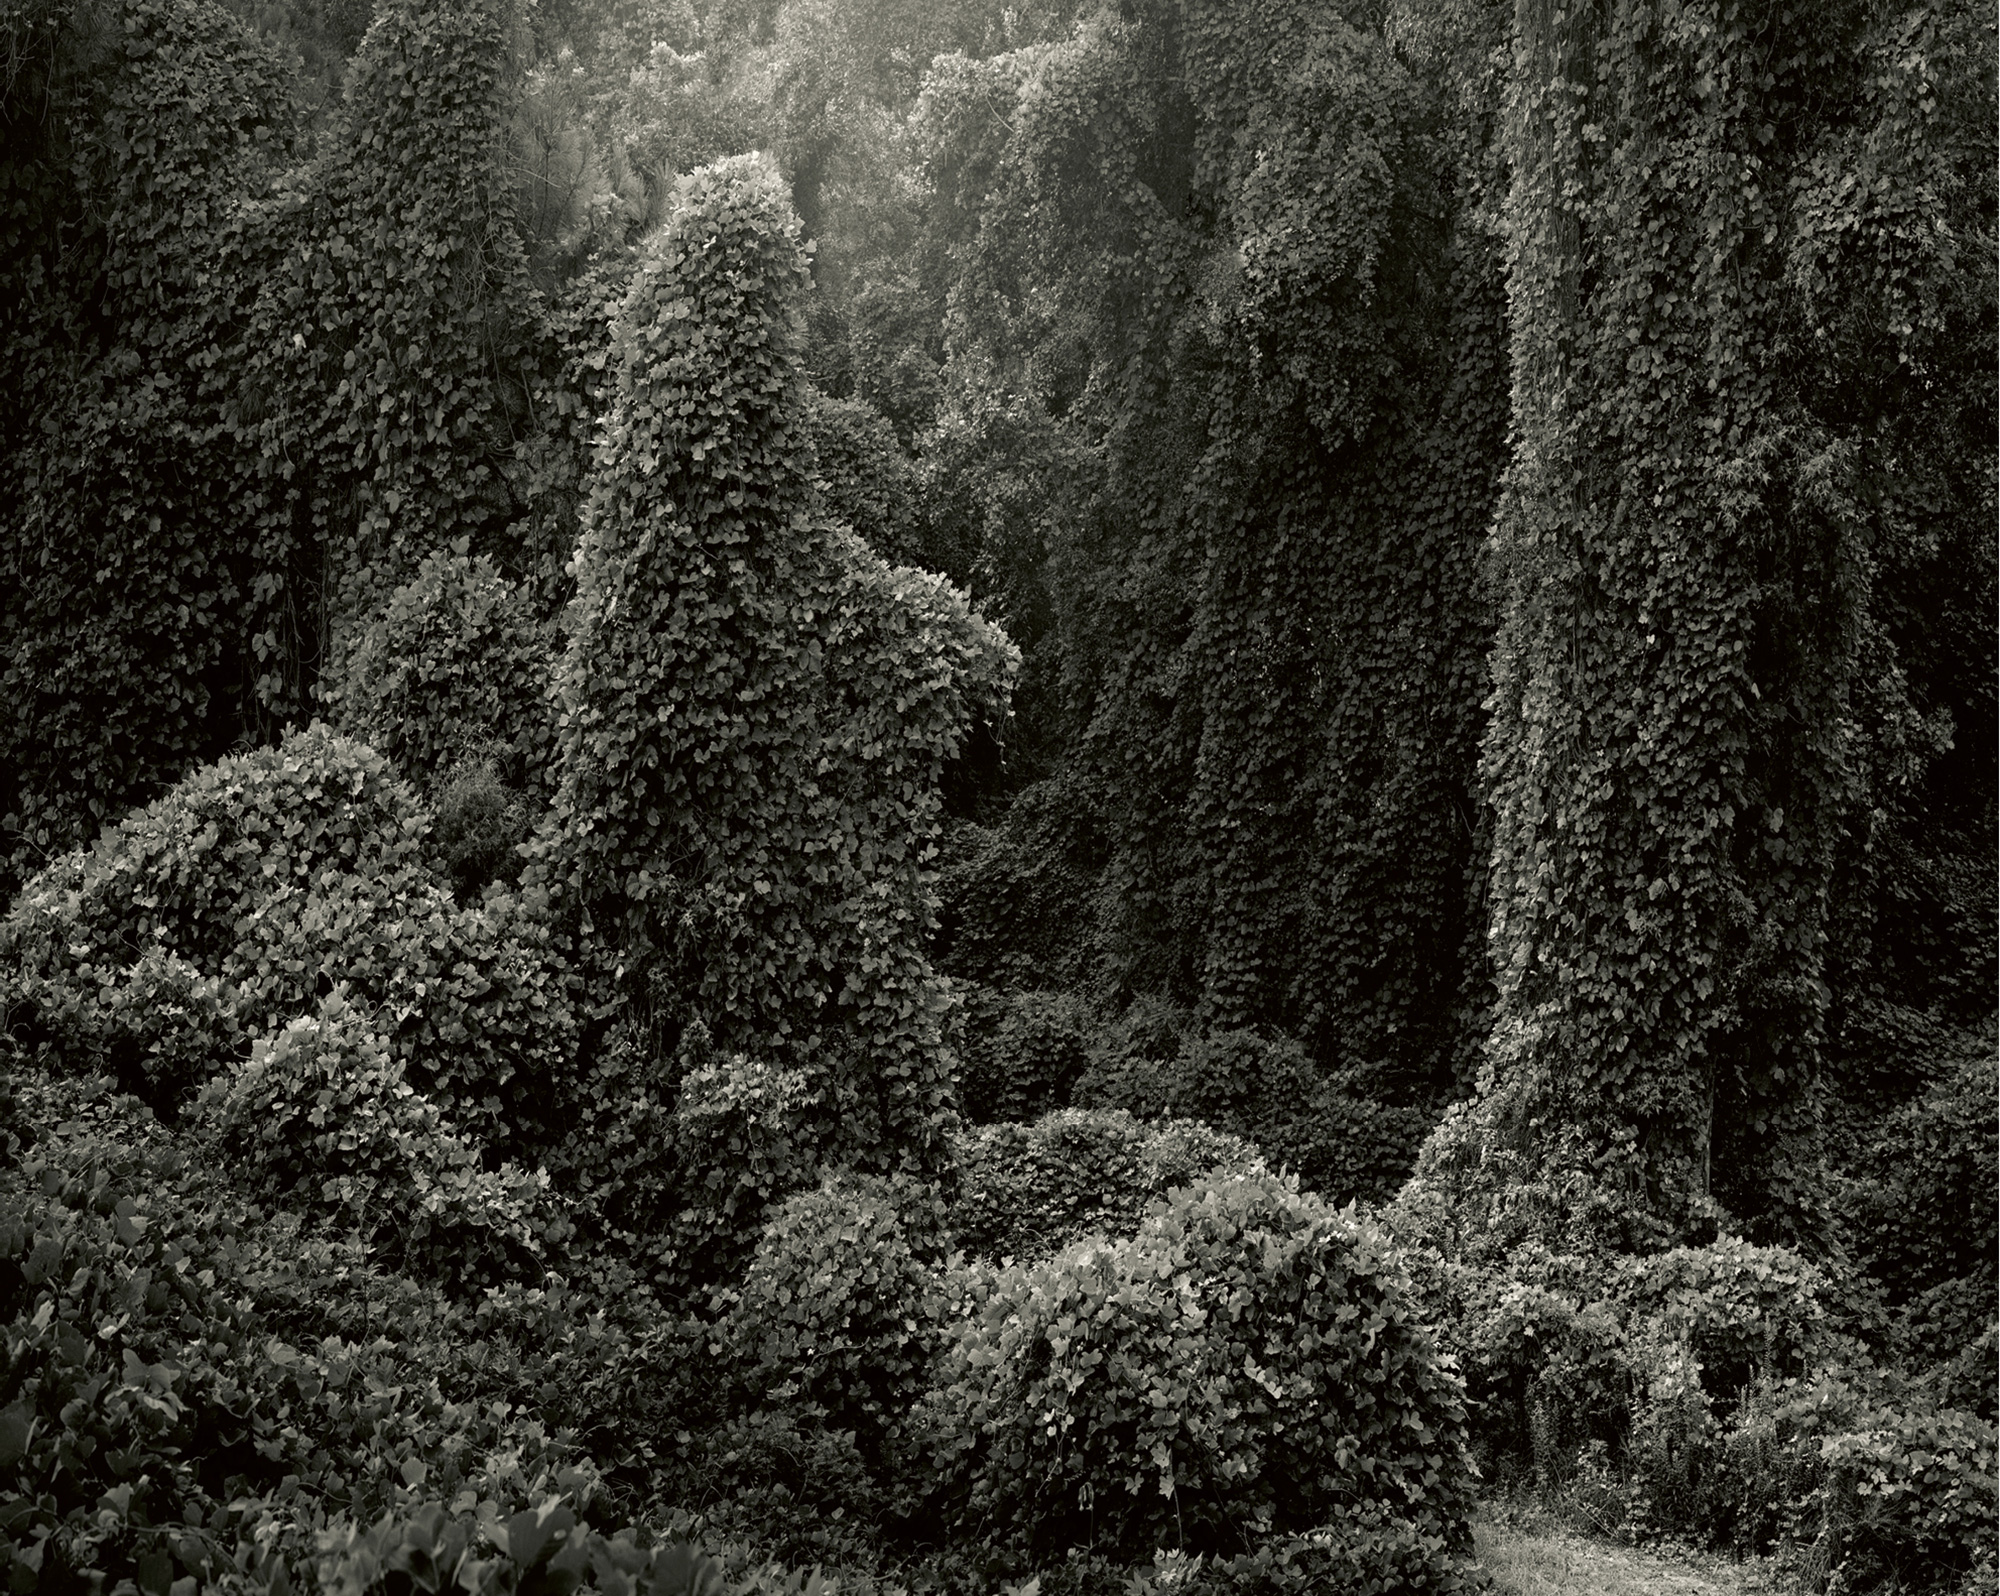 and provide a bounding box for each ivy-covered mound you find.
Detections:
[923,1171,1479,1588]
[0,724,572,1152]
